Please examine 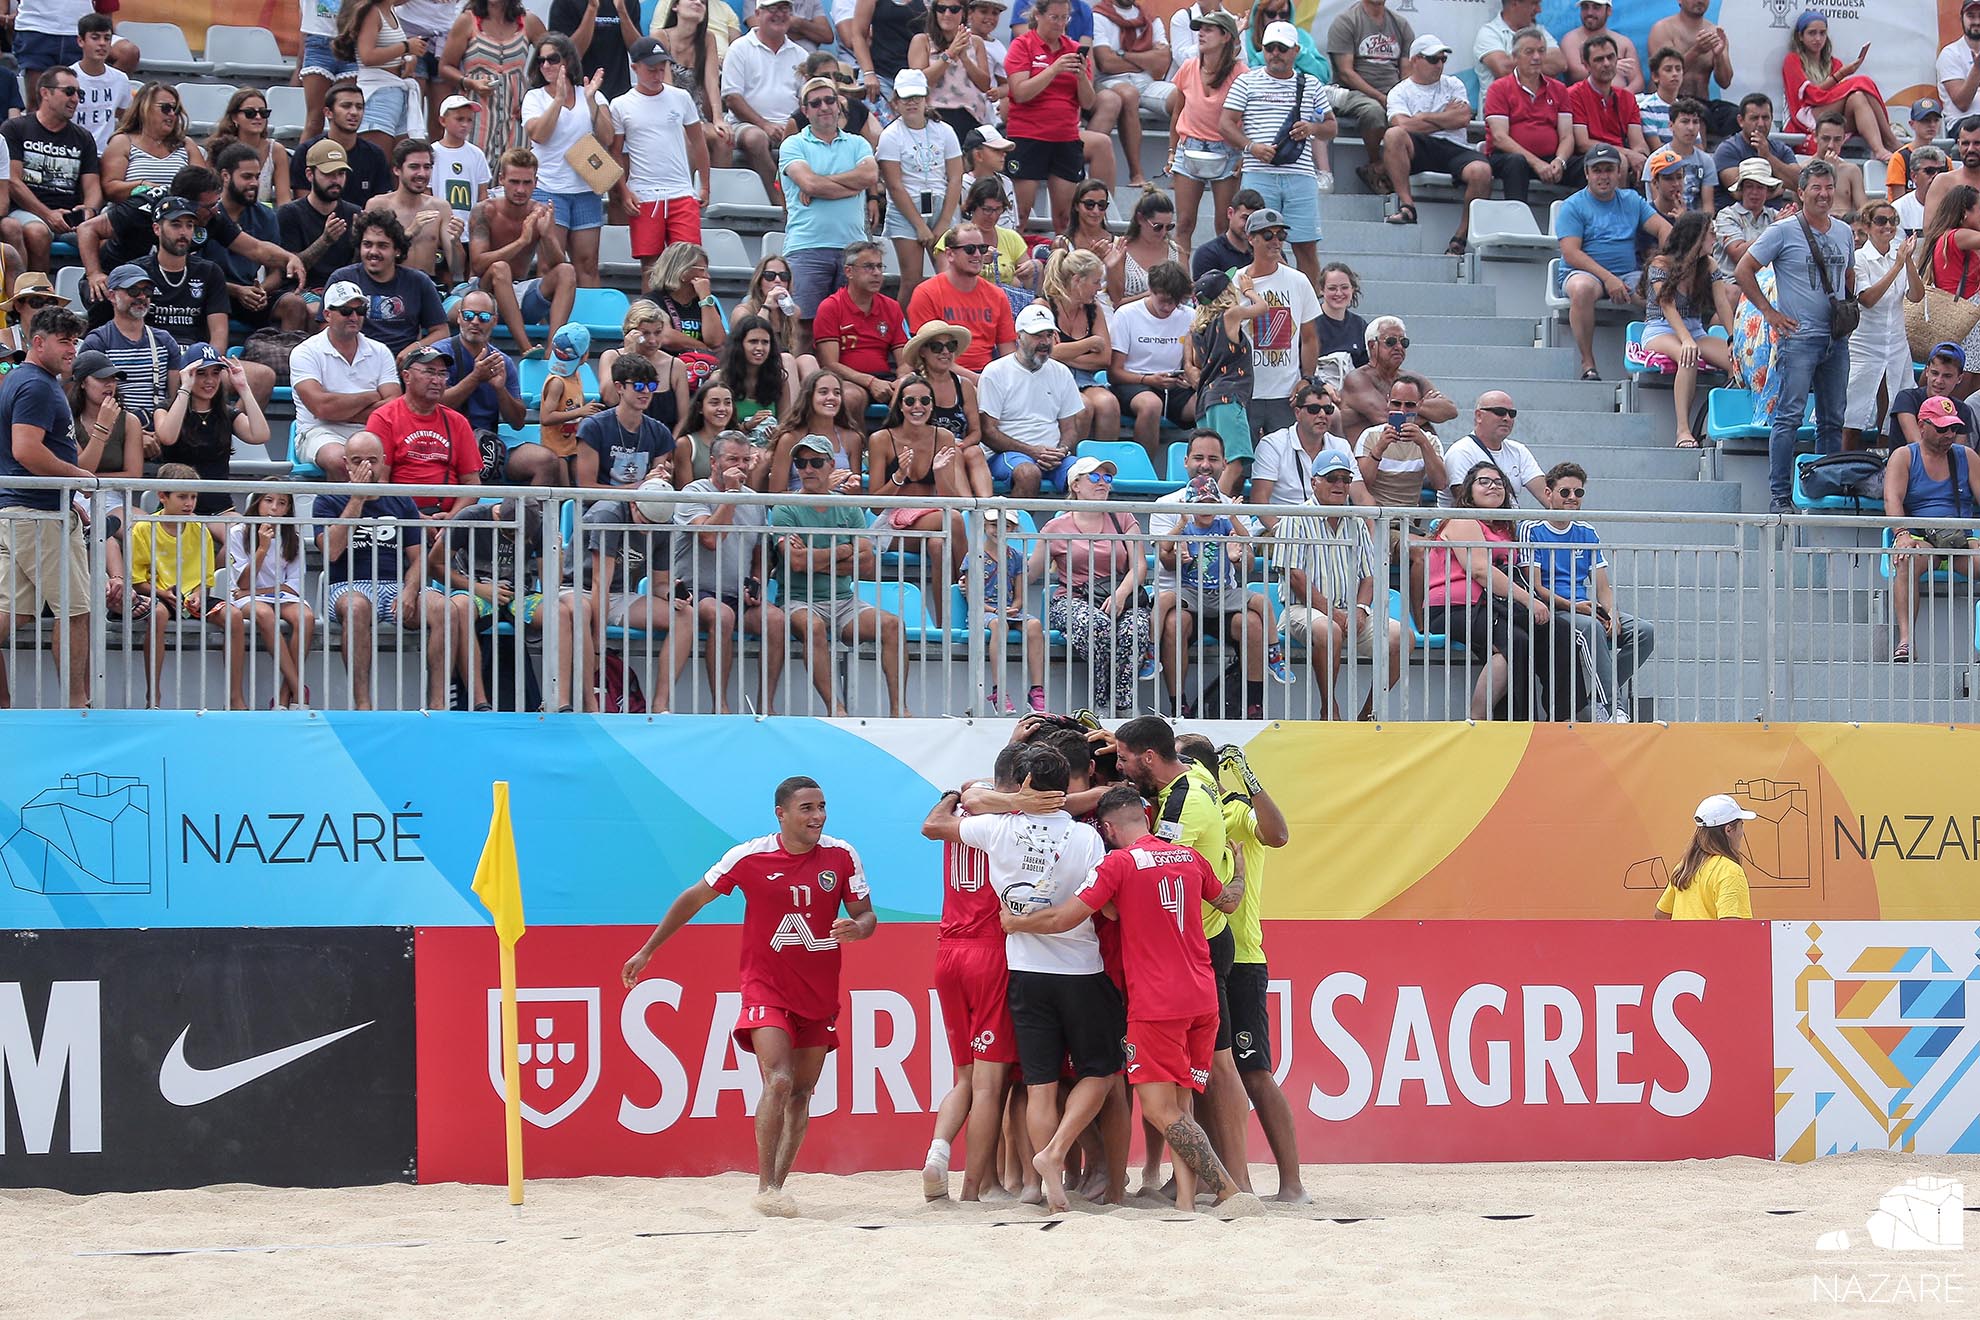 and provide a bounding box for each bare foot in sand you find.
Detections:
[1216,1191,1266,1219]
[969,1185,1016,1204]
[1272,1185,1311,1204]
[1075,1167,1107,1201]
[1033,1149,1069,1212]
[1018,1184,1045,1205]
[922,1161,949,1201]
[751,1190,800,1217]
